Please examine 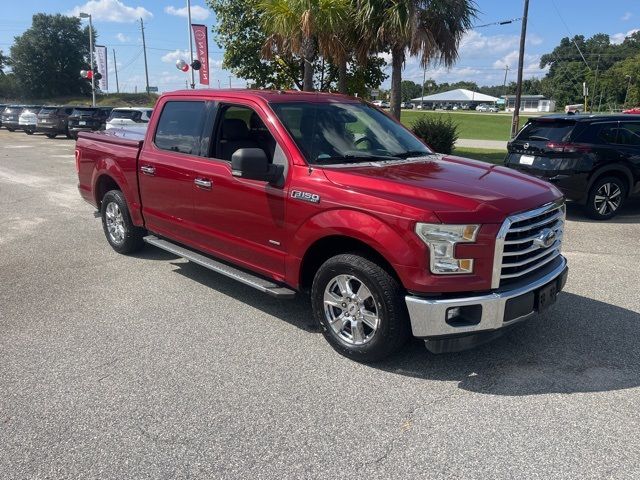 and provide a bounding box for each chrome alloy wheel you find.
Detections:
[105,201,126,244]
[594,182,622,216]
[323,274,380,345]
